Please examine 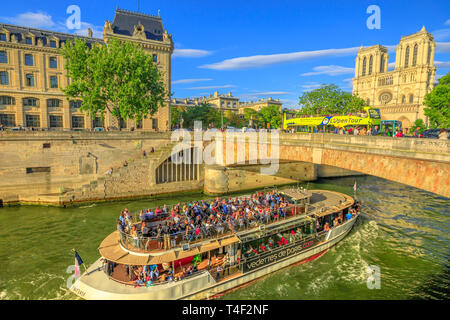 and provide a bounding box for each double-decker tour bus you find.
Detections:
[282,106,381,132]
